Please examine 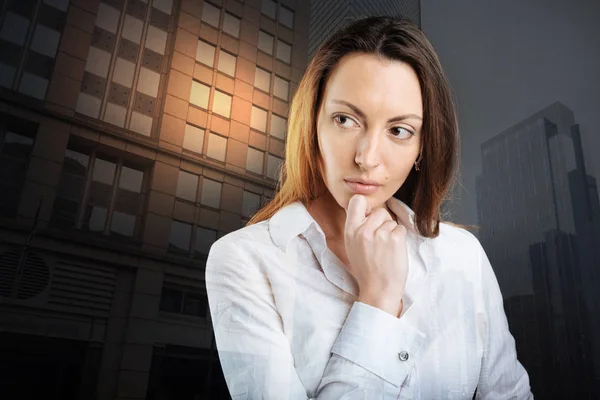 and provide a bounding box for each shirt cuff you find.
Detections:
[330,301,427,387]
